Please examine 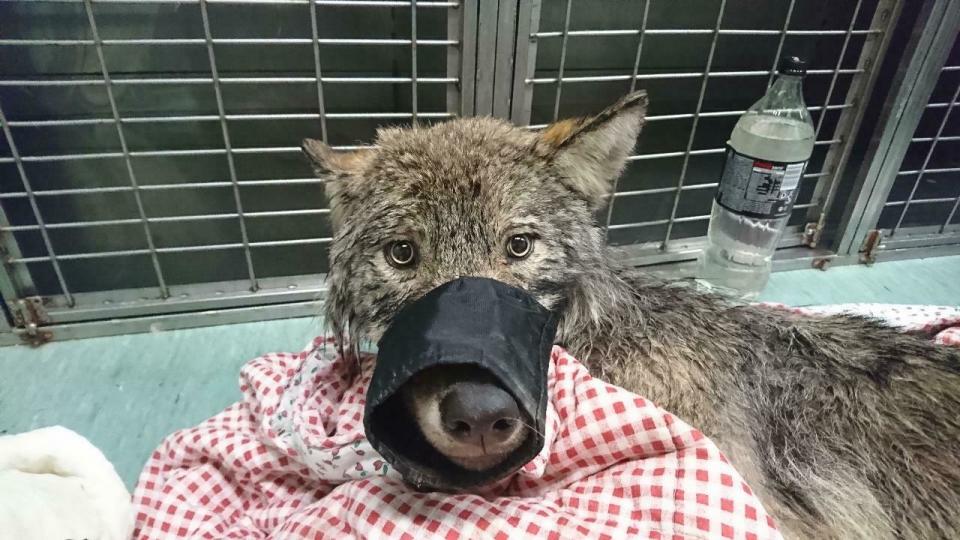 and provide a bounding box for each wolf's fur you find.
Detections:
[303,91,960,539]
